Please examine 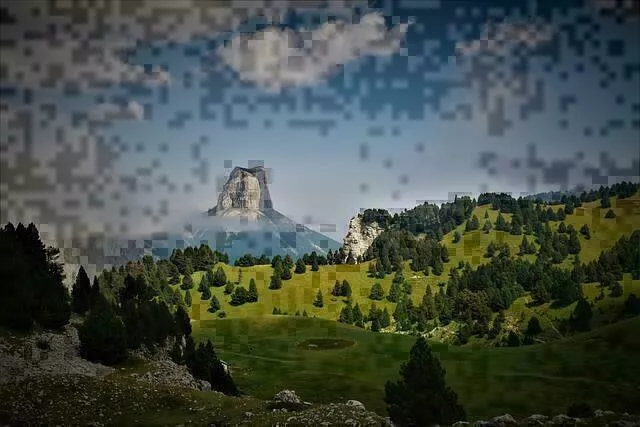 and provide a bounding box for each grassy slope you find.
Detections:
[174,193,640,327]
[192,316,640,421]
